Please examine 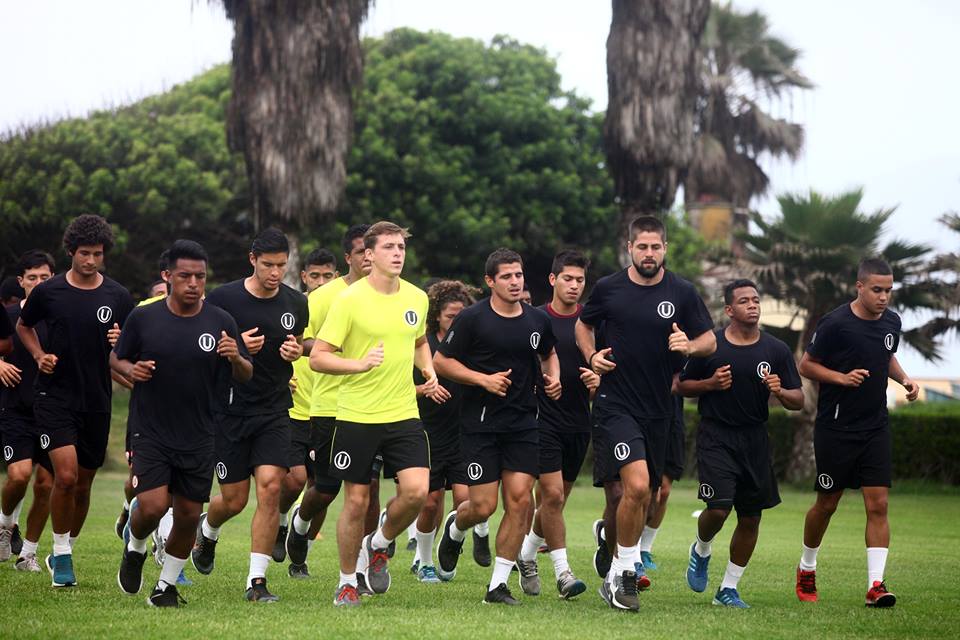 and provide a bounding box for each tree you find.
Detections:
[604,0,710,255]
[742,188,950,481]
[910,212,960,349]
